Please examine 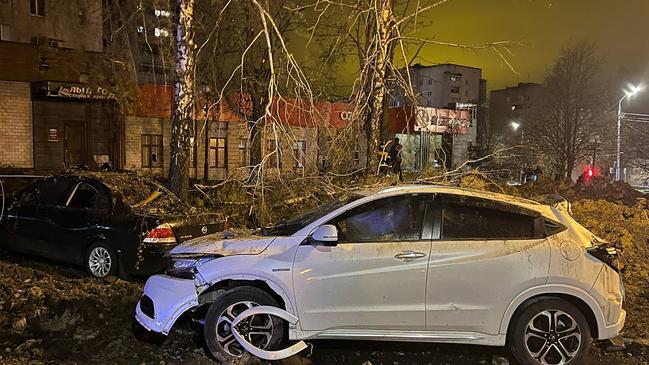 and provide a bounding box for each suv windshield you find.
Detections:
[262,194,363,236]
